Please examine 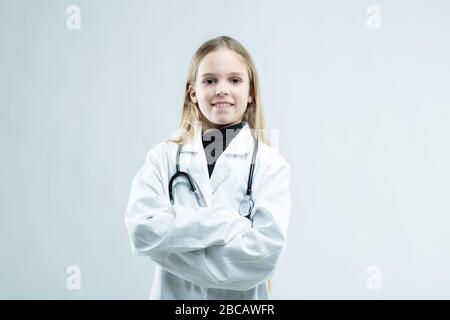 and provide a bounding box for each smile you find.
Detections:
[212,103,234,107]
